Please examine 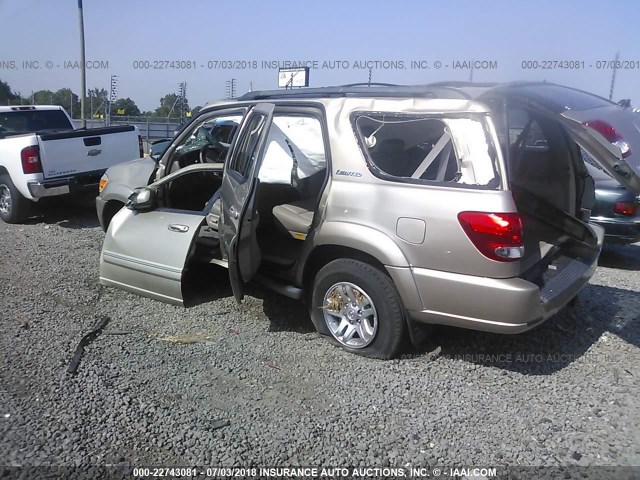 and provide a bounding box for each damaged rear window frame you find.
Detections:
[350,111,503,190]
